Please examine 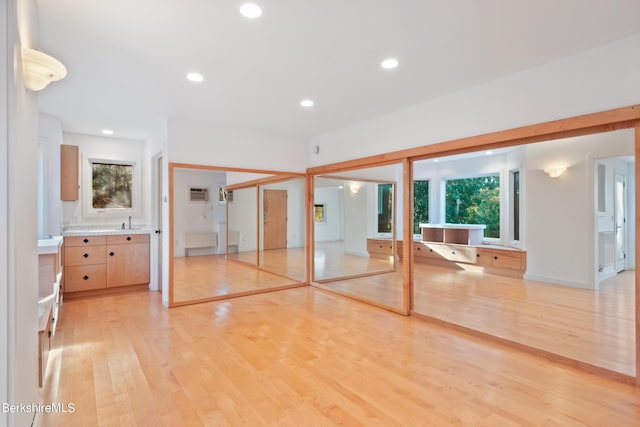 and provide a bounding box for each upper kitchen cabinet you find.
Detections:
[60,144,78,201]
